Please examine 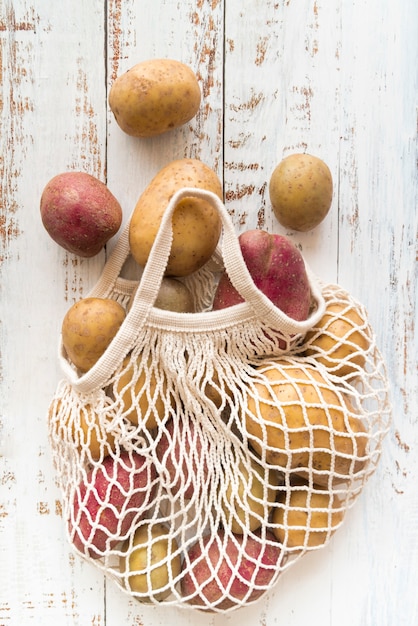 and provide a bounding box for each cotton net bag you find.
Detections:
[48,187,391,613]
